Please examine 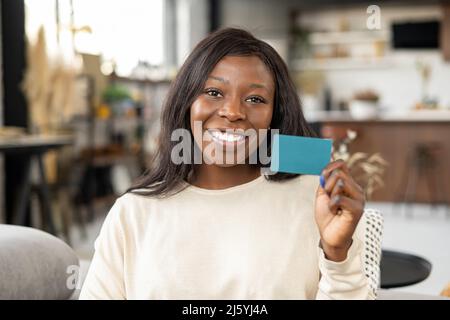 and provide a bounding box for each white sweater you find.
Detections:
[79,174,372,300]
